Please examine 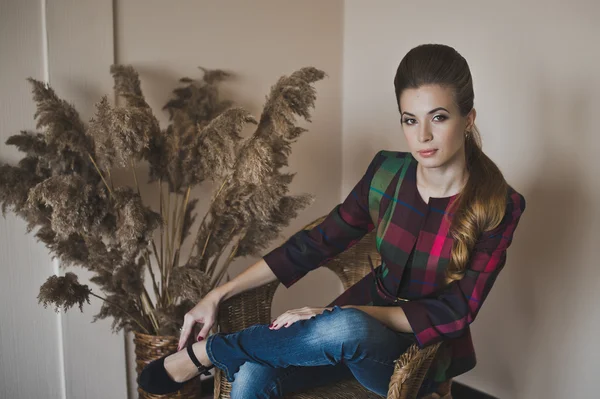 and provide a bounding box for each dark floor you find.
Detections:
[451,381,498,399]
